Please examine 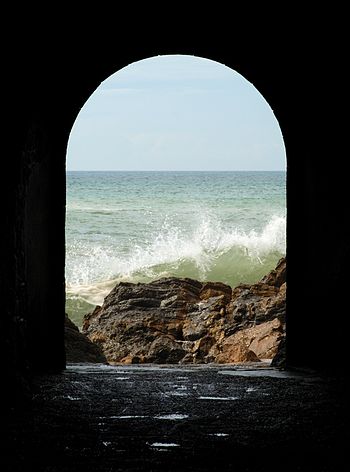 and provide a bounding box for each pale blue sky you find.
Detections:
[66,55,286,171]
